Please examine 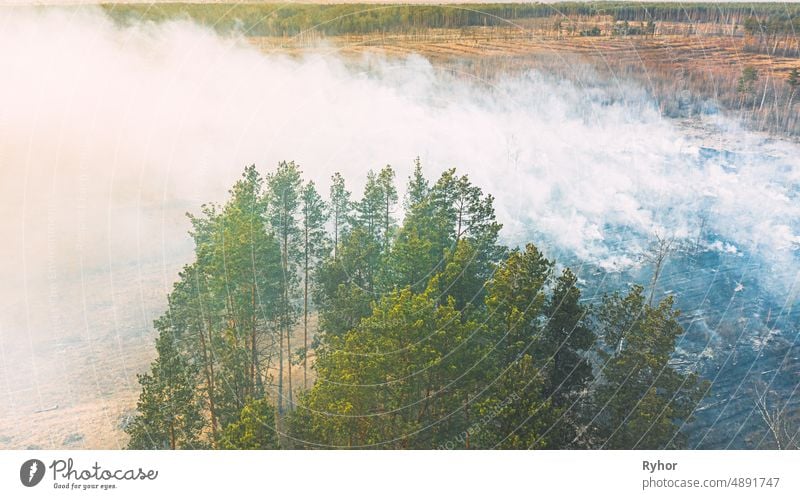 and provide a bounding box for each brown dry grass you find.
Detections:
[249,19,800,134]
[0,310,320,449]
[249,22,800,79]
[0,333,155,449]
